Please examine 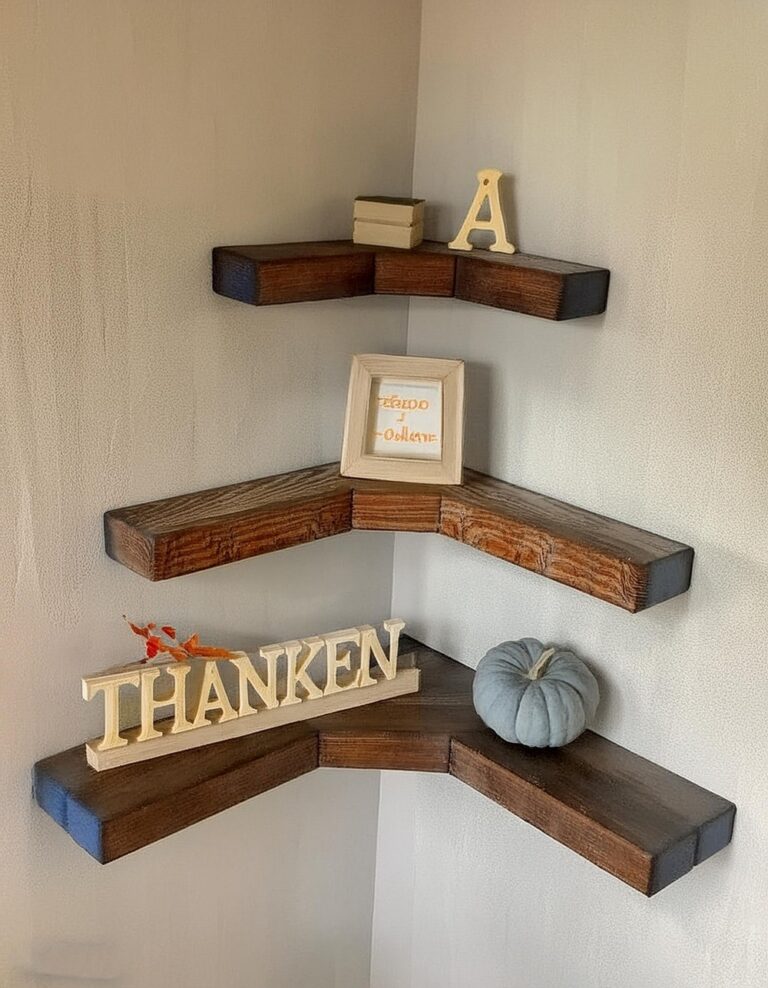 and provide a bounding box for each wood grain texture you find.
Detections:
[454,256,562,317]
[449,731,735,895]
[212,241,609,320]
[35,724,318,862]
[374,248,455,296]
[34,640,734,893]
[315,644,482,773]
[351,479,442,532]
[104,463,353,580]
[454,253,609,319]
[441,471,694,612]
[212,243,374,305]
[104,464,693,611]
